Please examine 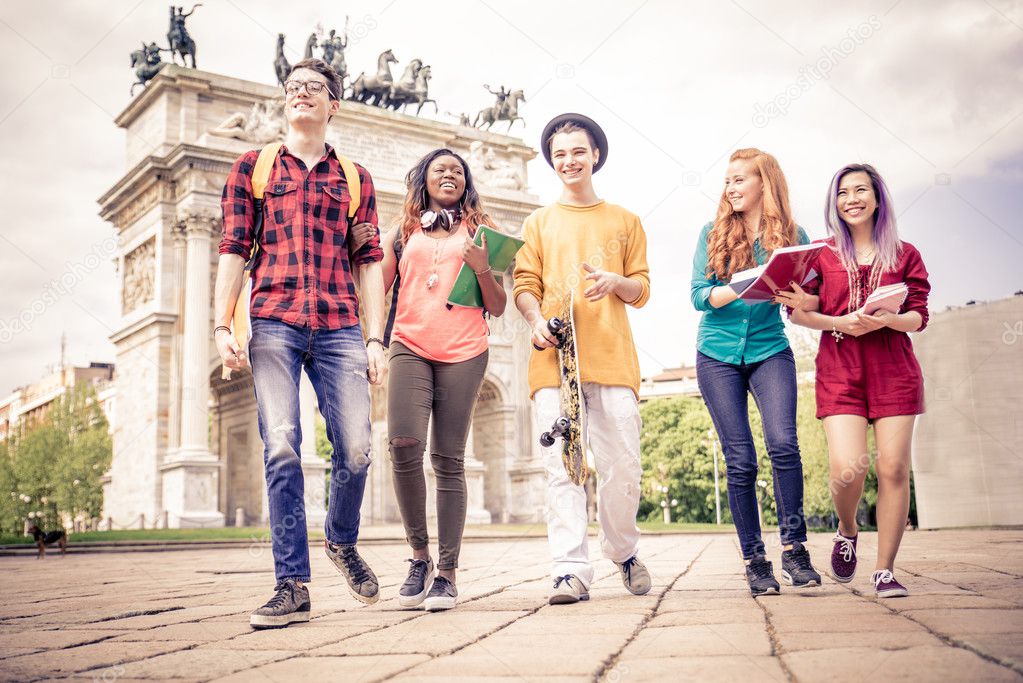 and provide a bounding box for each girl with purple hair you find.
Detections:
[782,164,930,598]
